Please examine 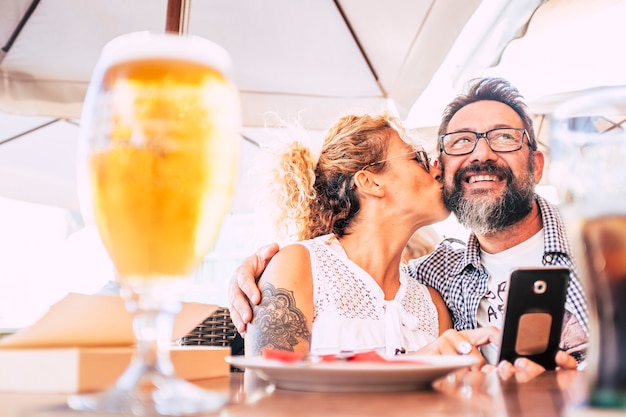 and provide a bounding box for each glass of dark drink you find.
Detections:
[550,86,626,410]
